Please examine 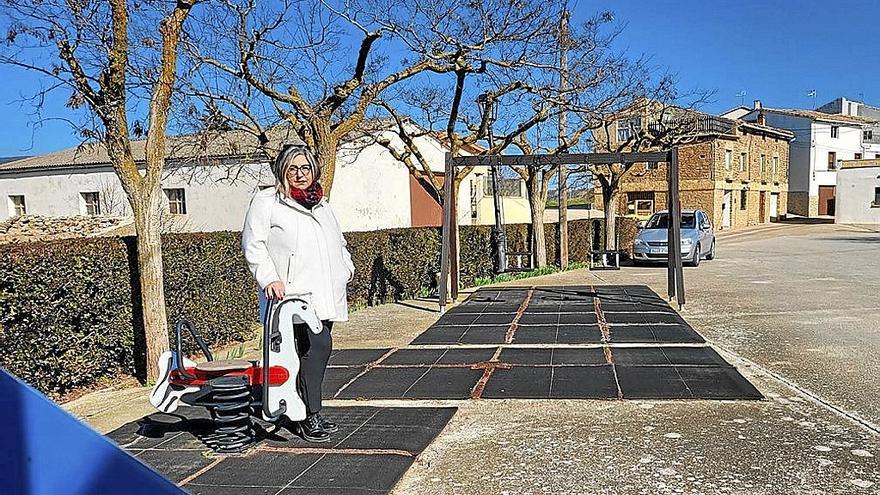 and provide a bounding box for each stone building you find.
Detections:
[591,106,794,230]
